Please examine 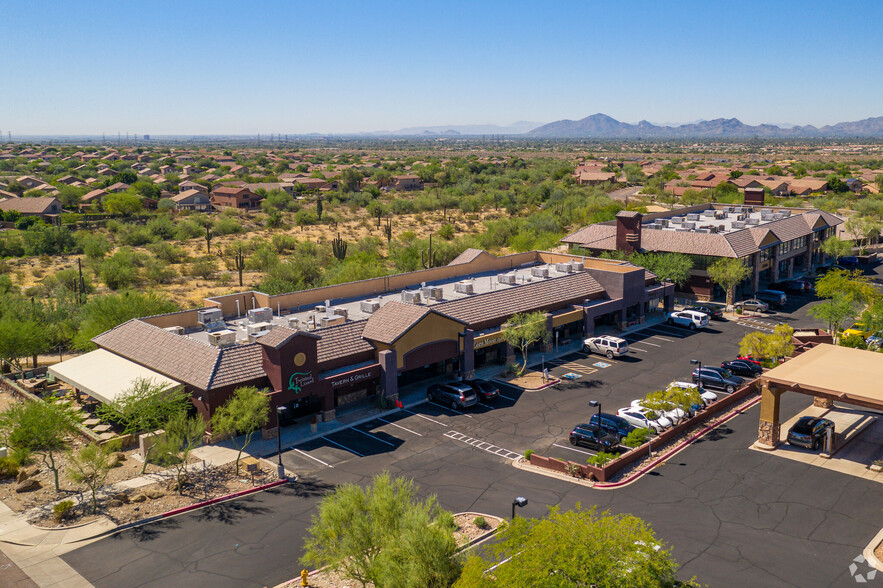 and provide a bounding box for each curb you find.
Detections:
[863,527,883,572]
[593,395,761,489]
[491,377,559,392]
